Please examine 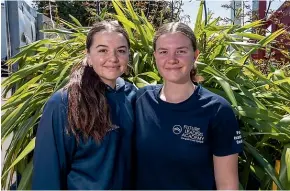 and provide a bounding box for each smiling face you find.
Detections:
[154,32,199,84]
[86,31,129,87]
